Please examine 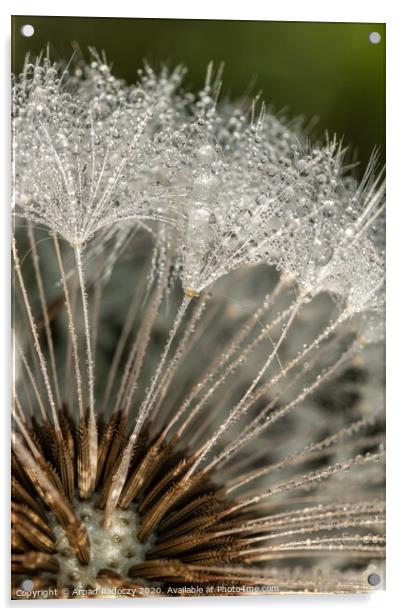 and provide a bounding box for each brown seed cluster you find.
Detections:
[12,408,384,599]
